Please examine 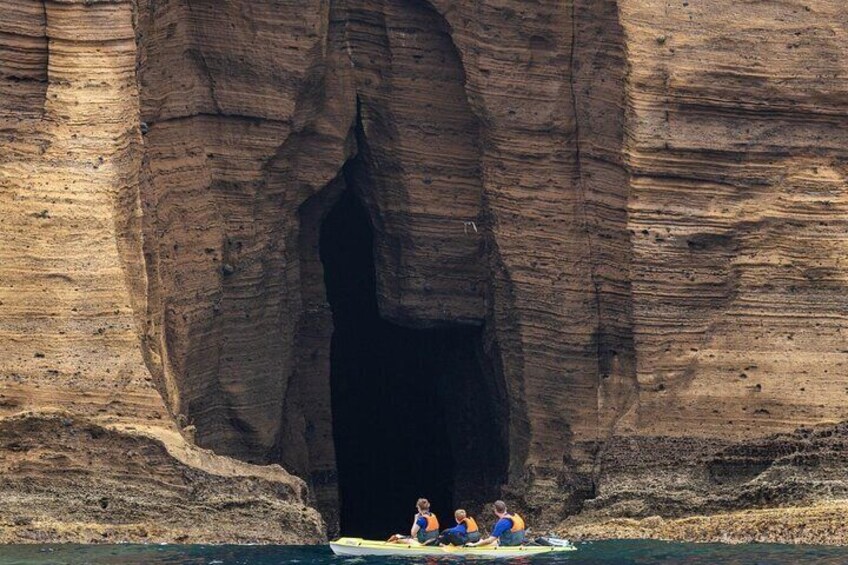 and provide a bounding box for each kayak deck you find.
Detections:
[329,537,576,558]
